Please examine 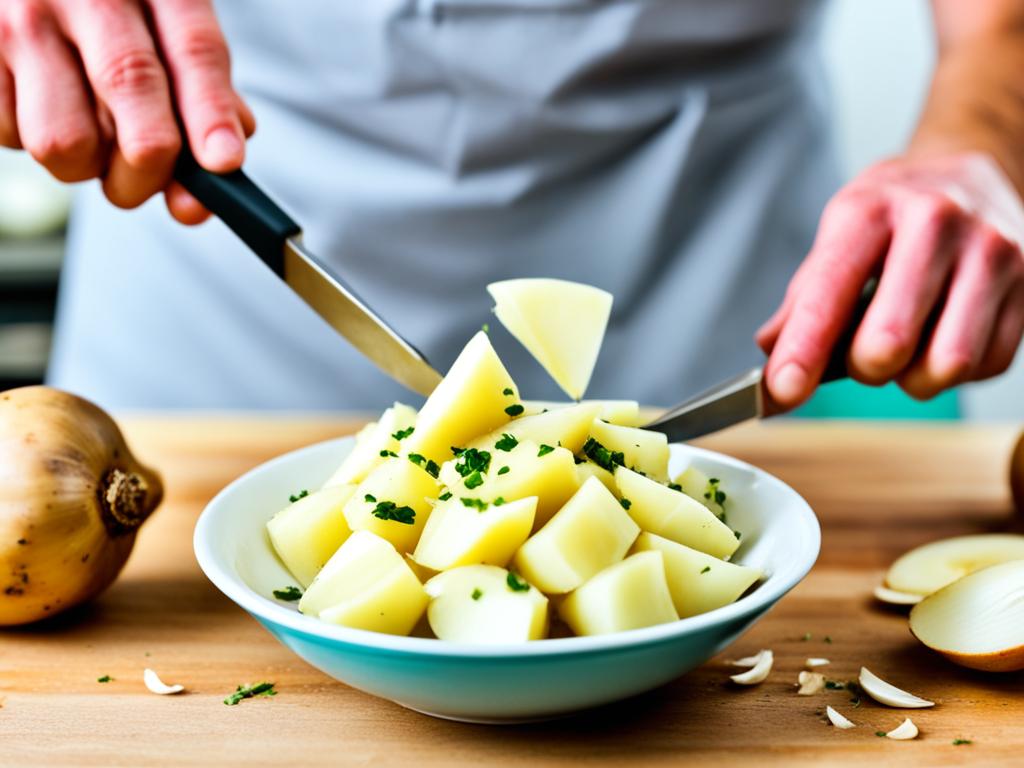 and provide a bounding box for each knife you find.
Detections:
[644,280,878,441]
[172,146,443,397]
